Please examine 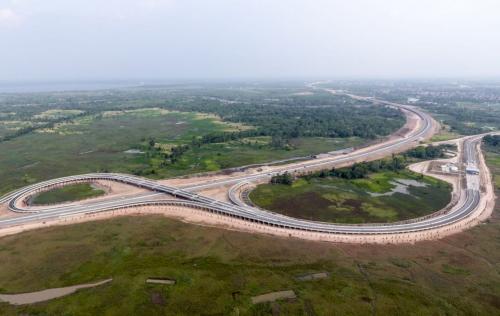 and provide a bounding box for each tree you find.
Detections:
[148,138,155,148]
[270,172,294,185]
